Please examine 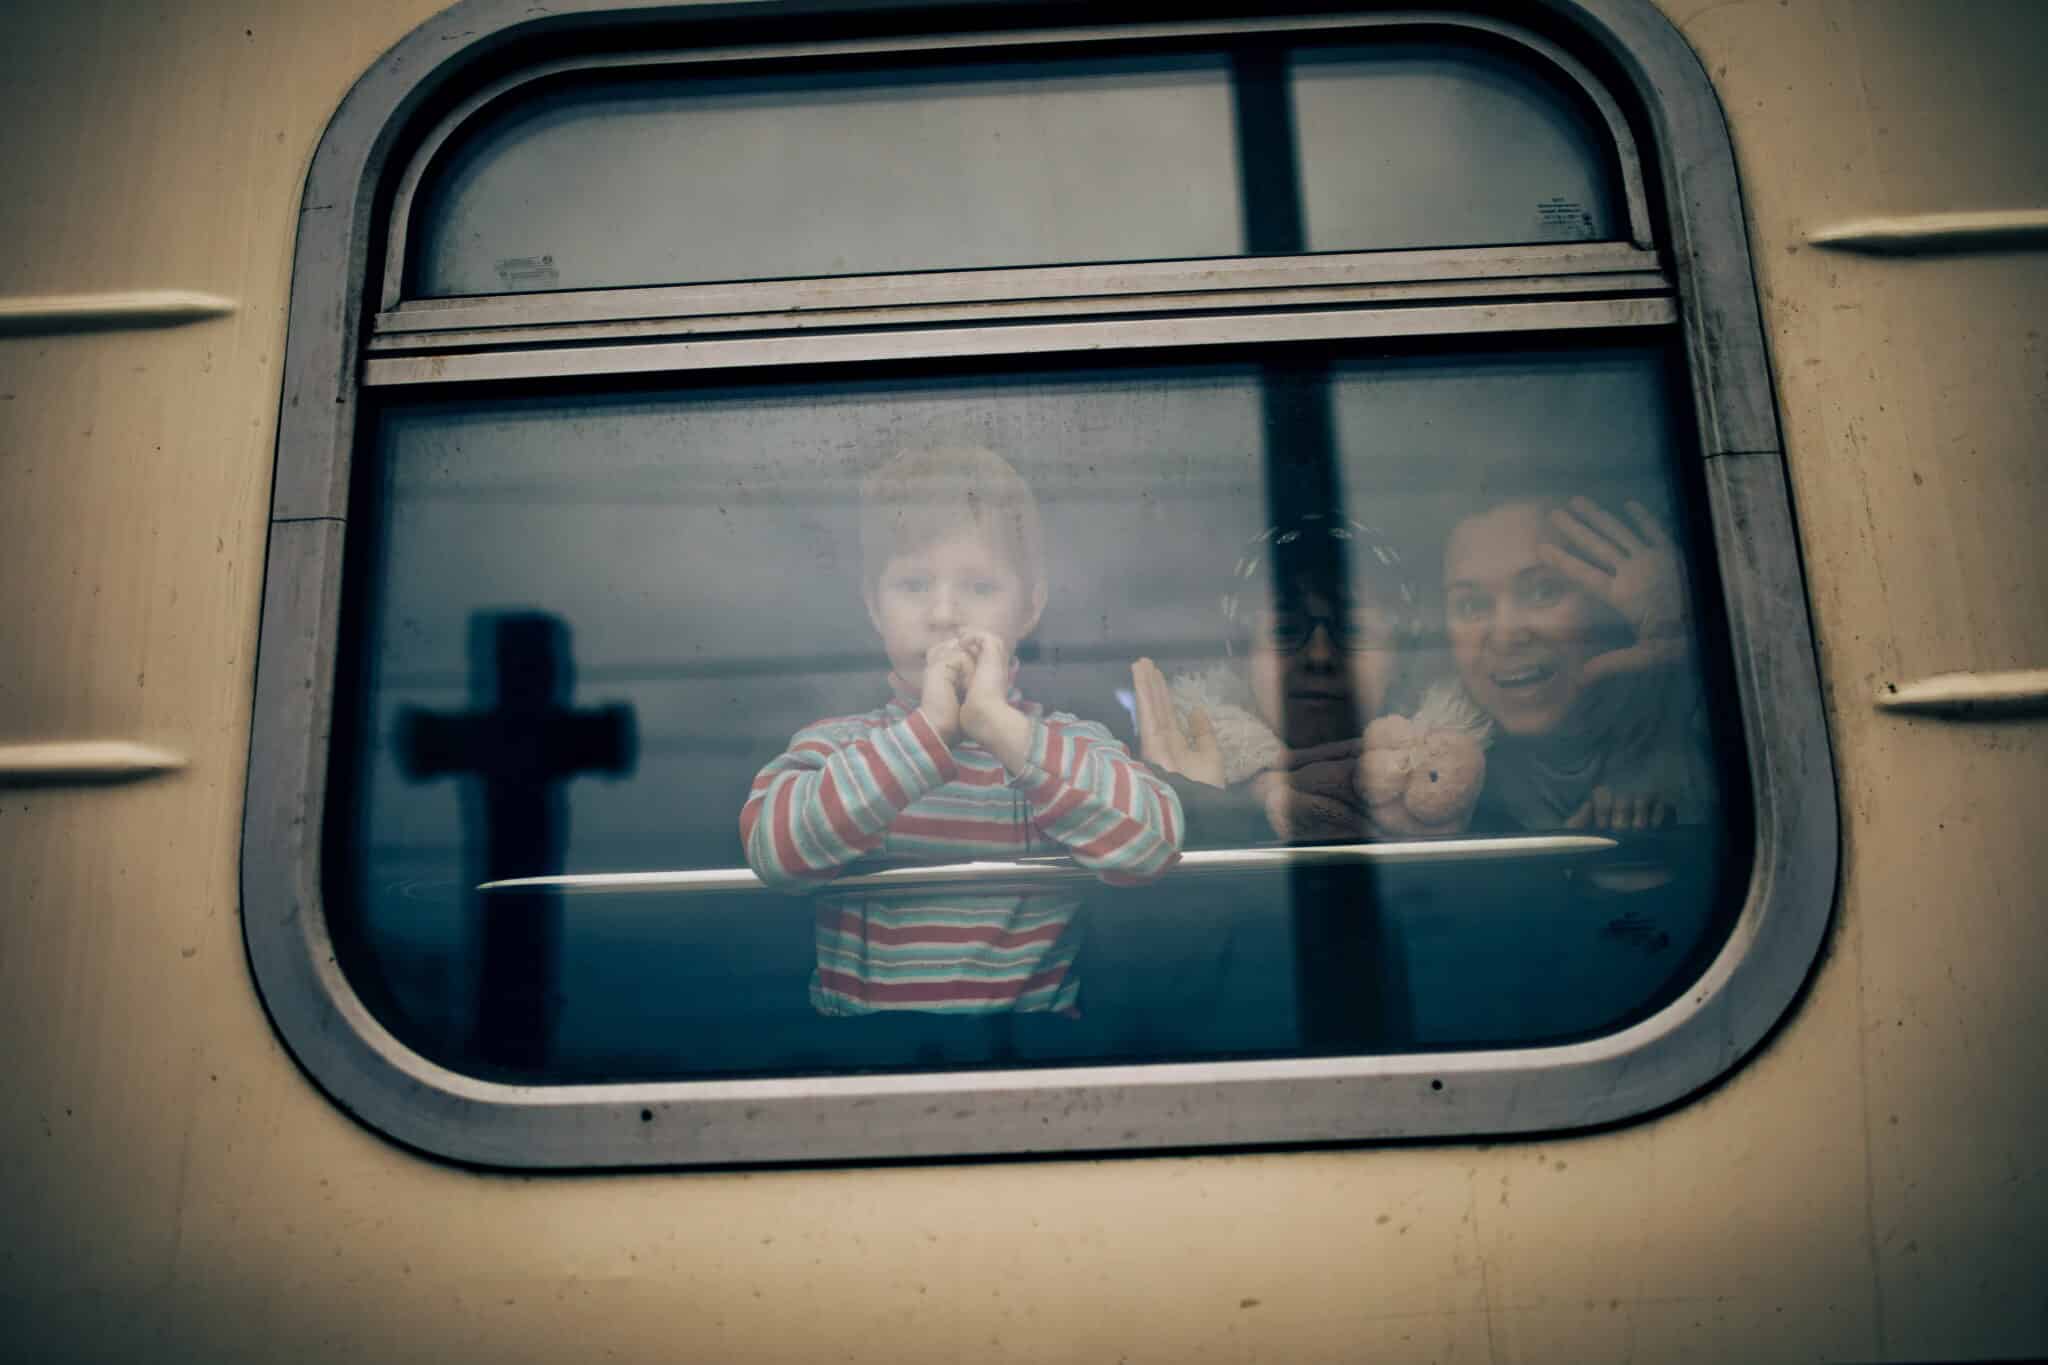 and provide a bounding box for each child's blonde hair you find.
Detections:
[859,446,1045,599]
